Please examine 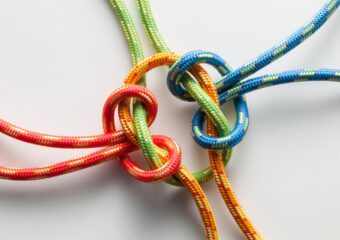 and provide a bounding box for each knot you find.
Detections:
[120,52,233,184]
[168,50,249,150]
[167,50,228,100]
[117,52,224,237]
[102,85,182,182]
[164,51,260,237]
[168,50,340,152]
[0,85,181,182]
